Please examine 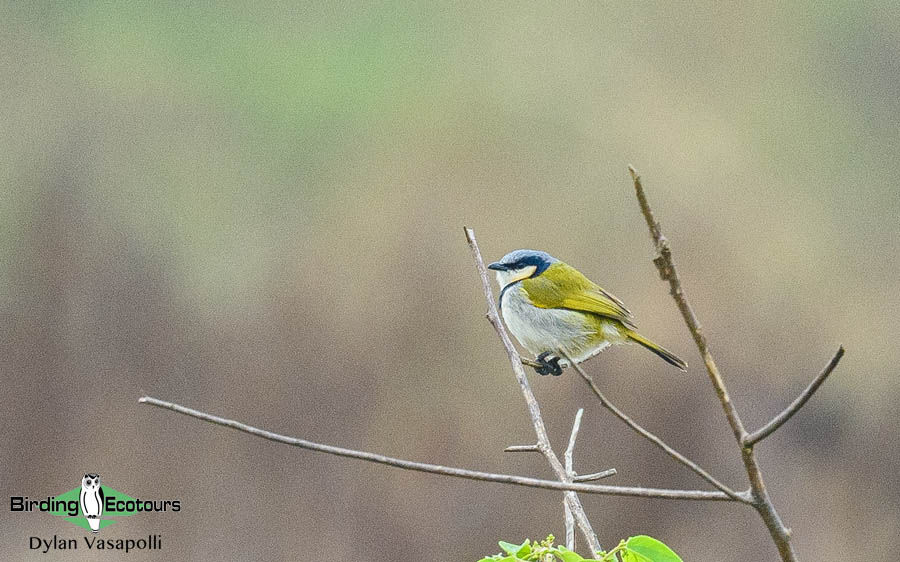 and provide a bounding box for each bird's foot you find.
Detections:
[534,352,563,376]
